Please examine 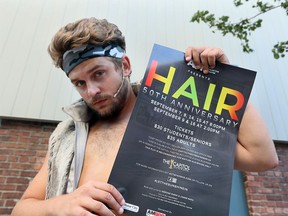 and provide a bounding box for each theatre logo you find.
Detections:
[163,158,190,172]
